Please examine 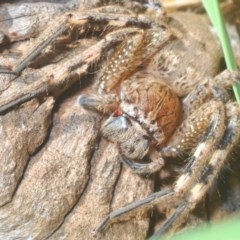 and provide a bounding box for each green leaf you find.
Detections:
[202,0,240,105]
